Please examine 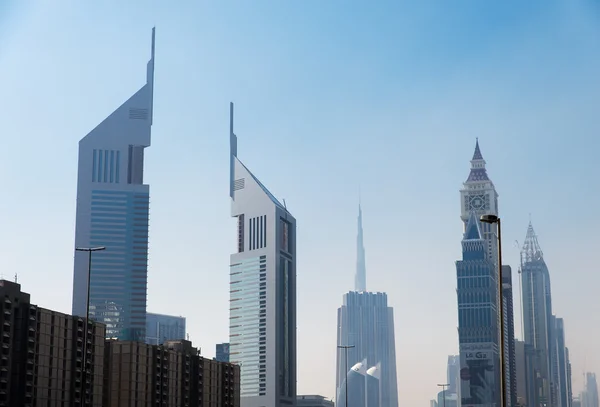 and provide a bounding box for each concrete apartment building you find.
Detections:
[0,280,239,407]
[0,279,106,407]
[104,339,240,407]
